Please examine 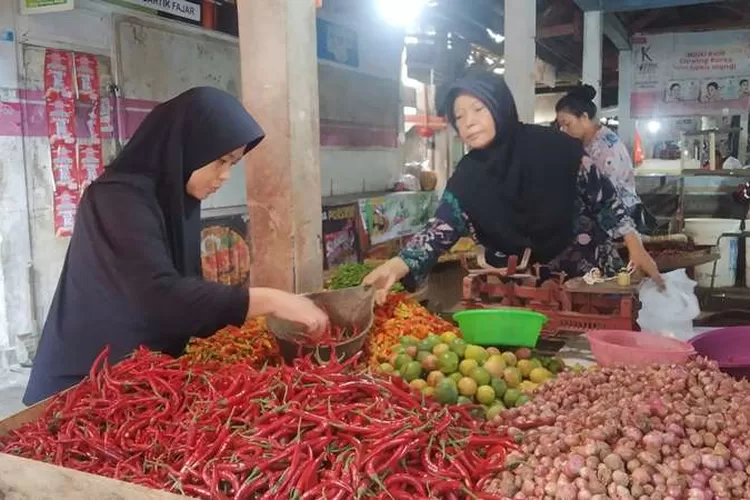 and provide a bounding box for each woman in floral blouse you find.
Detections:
[364,70,662,301]
[556,85,654,233]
